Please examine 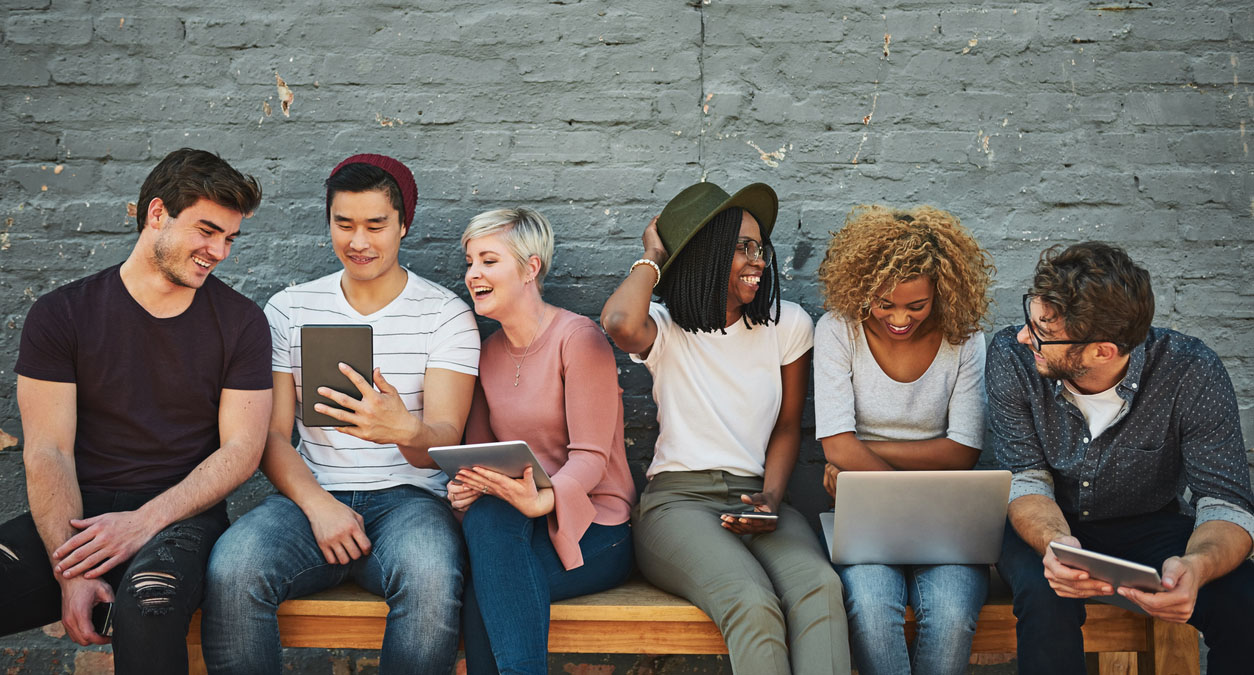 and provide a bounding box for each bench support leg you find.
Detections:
[188,643,208,675]
[1144,620,1199,675]
[1097,652,1136,675]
